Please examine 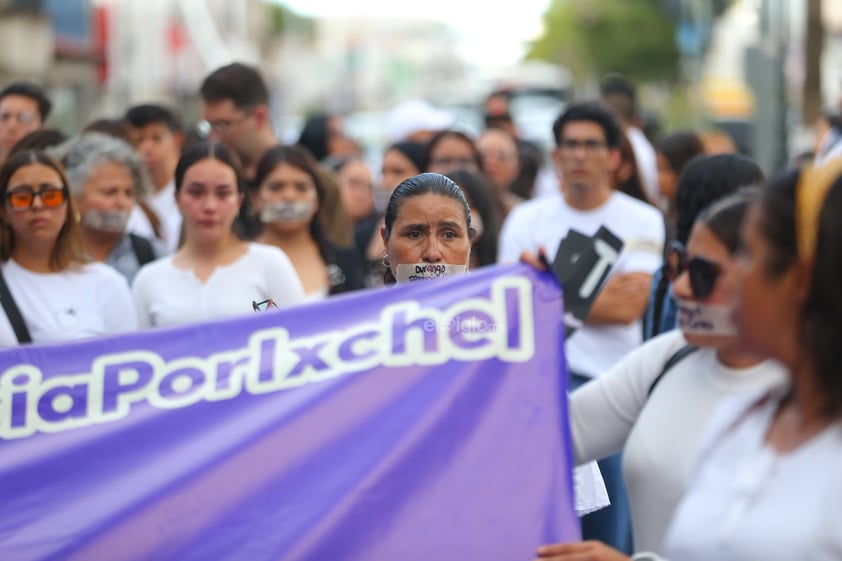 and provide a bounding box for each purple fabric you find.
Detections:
[0,264,579,560]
